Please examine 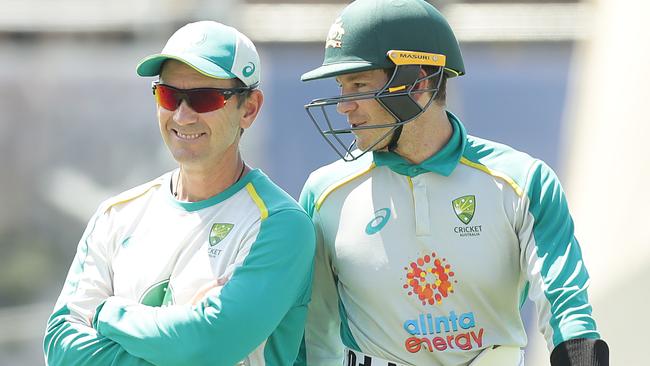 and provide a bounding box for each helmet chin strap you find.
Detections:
[377,65,425,152]
[386,124,403,151]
